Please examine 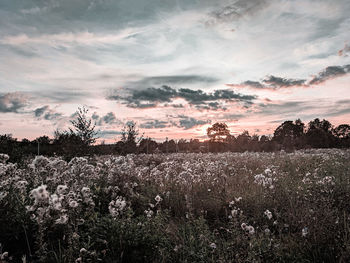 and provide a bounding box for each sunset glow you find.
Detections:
[1,0,350,142]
